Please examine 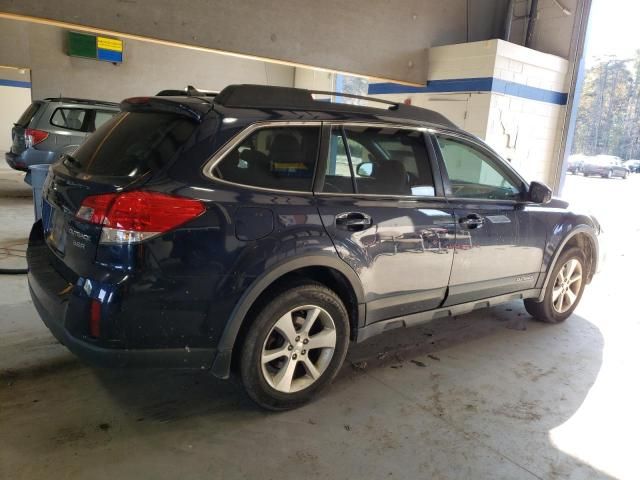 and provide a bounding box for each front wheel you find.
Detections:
[524,247,587,323]
[240,283,350,410]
